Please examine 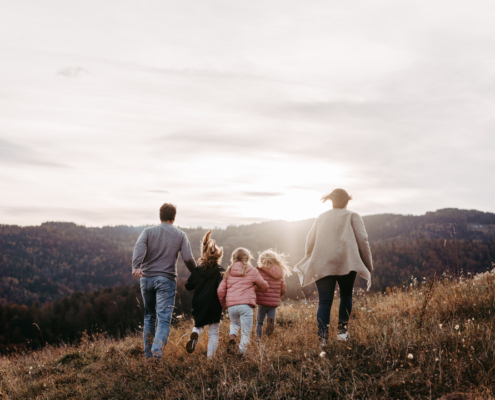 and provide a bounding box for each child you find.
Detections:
[185,230,225,359]
[217,247,268,355]
[255,249,291,338]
